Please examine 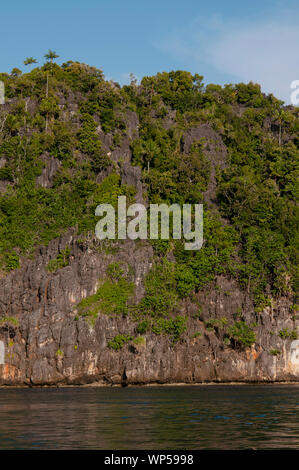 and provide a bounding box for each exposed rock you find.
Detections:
[0,181,9,194]
[0,157,9,193]
[36,153,61,188]
[119,162,144,203]
[0,232,298,386]
[162,108,176,130]
[124,110,139,140]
